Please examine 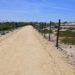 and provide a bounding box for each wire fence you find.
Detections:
[33,20,75,65]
